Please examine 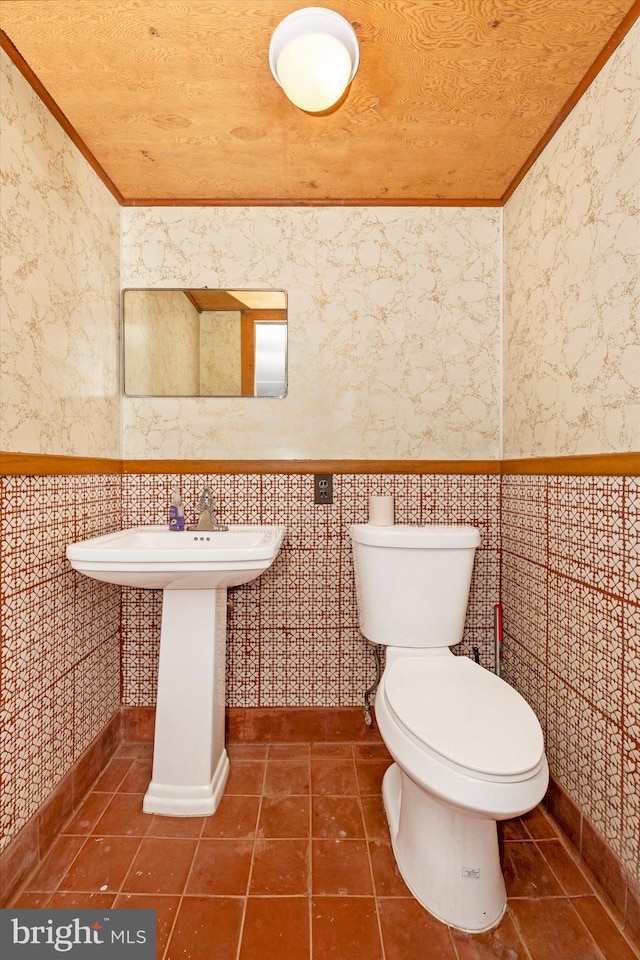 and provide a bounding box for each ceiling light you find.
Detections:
[269,7,359,113]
